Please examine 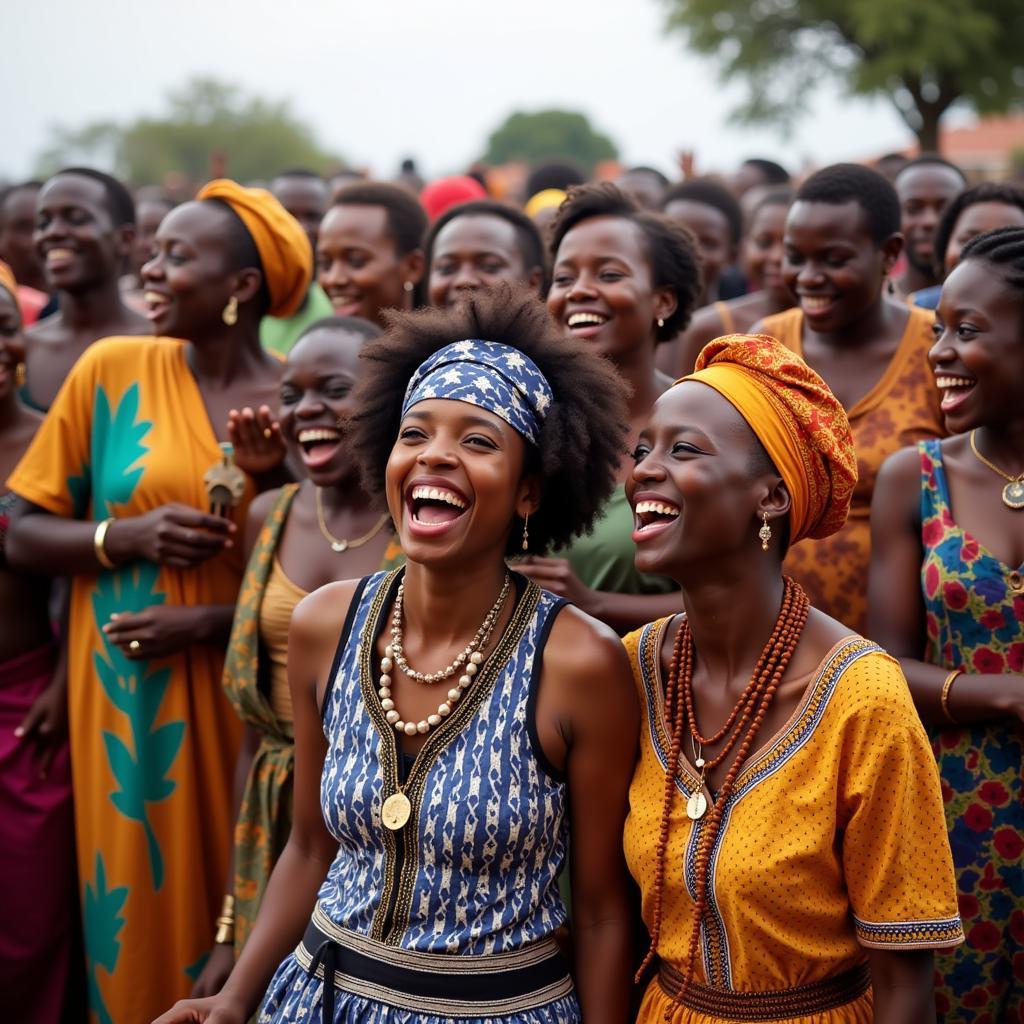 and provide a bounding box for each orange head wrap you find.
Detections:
[680,334,857,544]
[196,179,312,318]
[0,260,17,304]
